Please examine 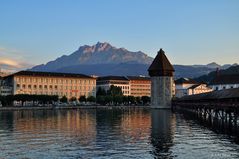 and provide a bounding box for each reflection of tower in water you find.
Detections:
[150,110,176,158]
